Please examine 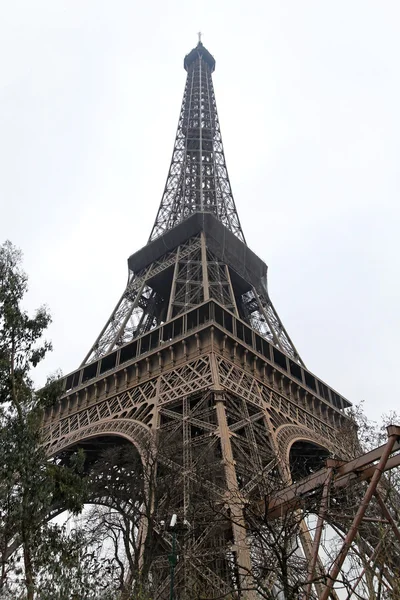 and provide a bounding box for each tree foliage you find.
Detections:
[0,241,91,599]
